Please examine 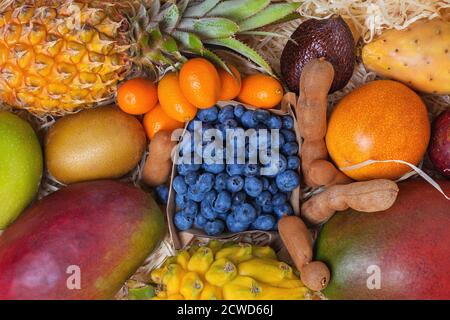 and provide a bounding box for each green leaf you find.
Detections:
[184,0,220,17]
[187,48,231,74]
[172,30,204,52]
[205,37,273,75]
[147,0,161,21]
[177,0,190,15]
[238,2,301,32]
[207,0,270,21]
[160,4,180,33]
[239,30,291,39]
[161,36,178,53]
[178,18,239,39]
[269,12,302,26]
[128,285,155,300]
